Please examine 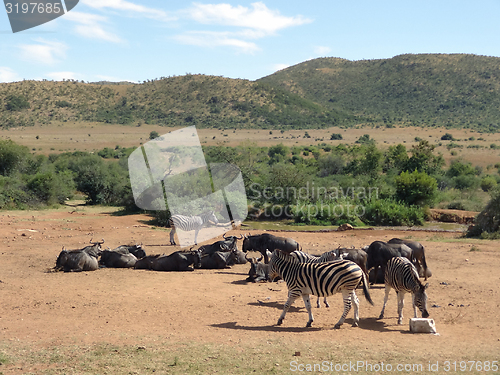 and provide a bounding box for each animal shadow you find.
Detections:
[211,321,322,333]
